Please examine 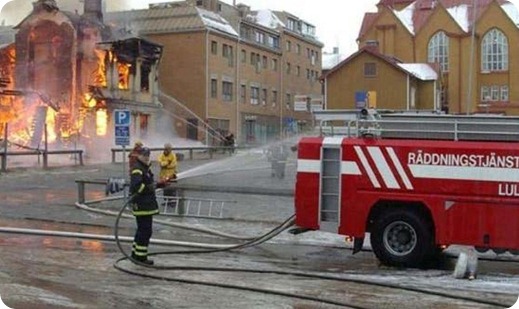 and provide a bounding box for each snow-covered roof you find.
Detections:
[249,9,285,29]
[322,52,347,70]
[398,63,438,81]
[501,2,519,27]
[197,8,238,37]
[393,2,415,34]
[447,5,469,32]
